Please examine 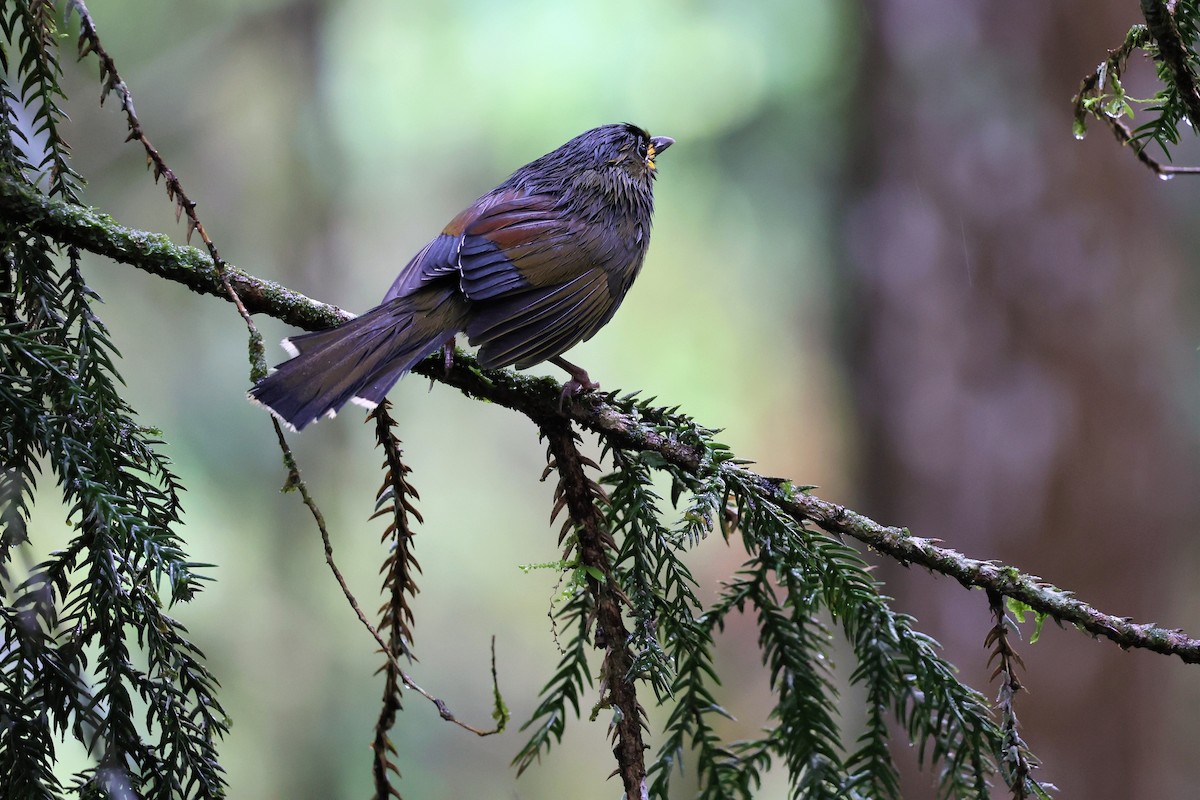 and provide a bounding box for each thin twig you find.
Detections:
[270,420,501,737]
[4,177,1200,665]
[1083,97,1200,177]
[369,401,424,799]
[69,0,267,375]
